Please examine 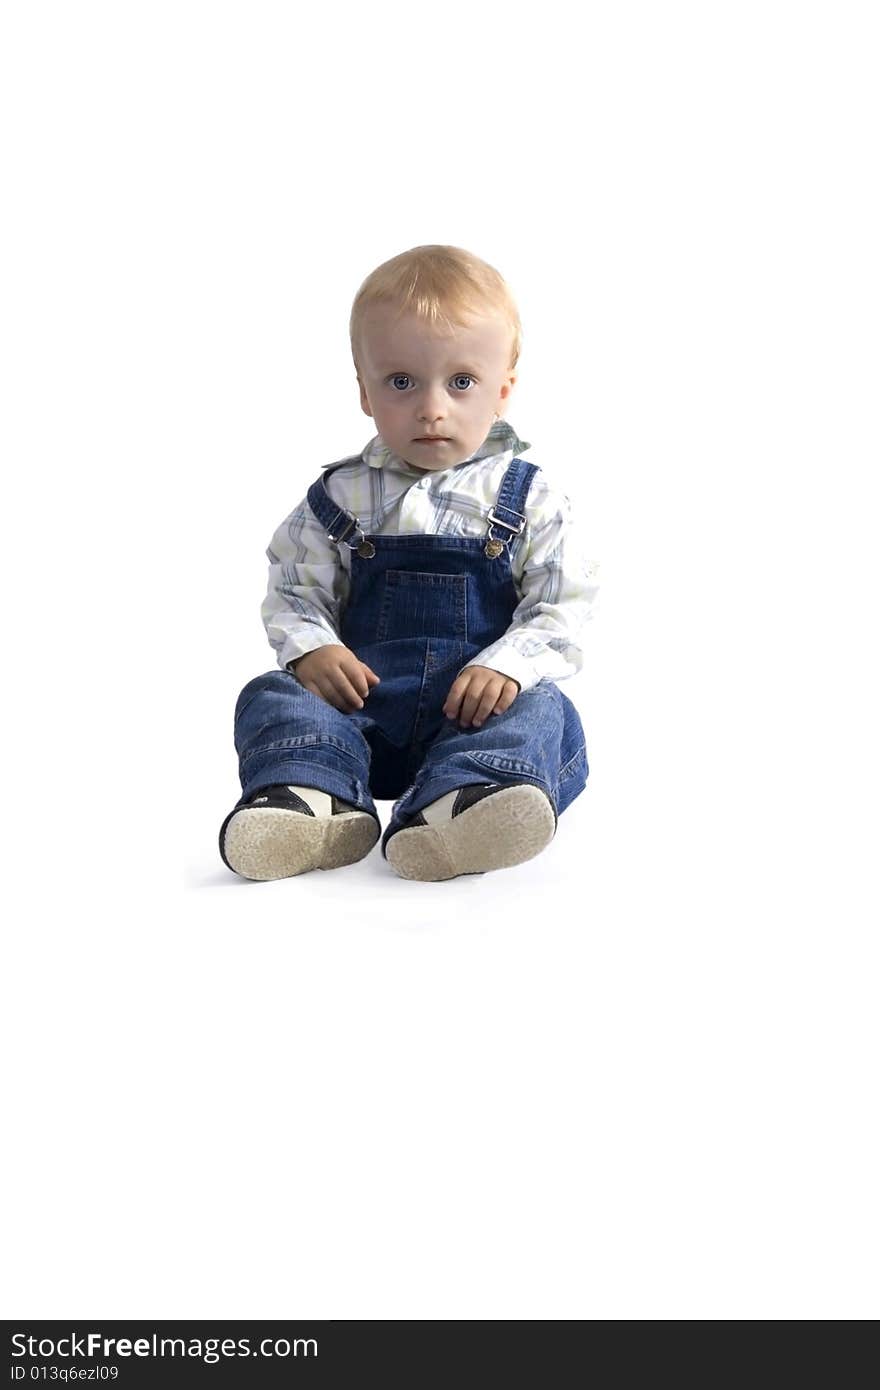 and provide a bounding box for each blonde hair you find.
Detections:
[350,244,522,374]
